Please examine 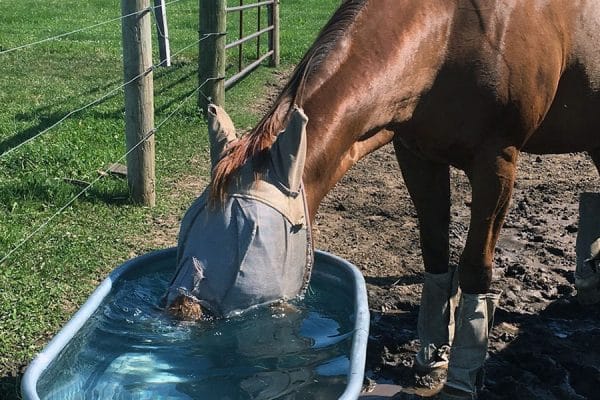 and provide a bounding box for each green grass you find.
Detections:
[0,0,339,398]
